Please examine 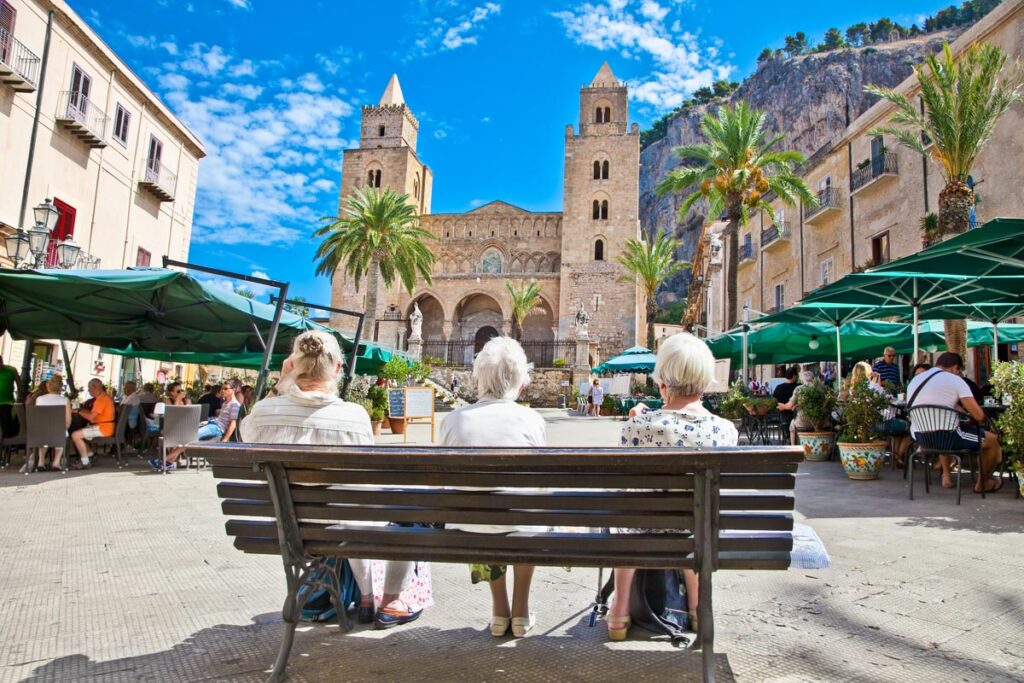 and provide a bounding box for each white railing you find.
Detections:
[56,90,108,141]
[0,27,40,87]
[143,157,178,198]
